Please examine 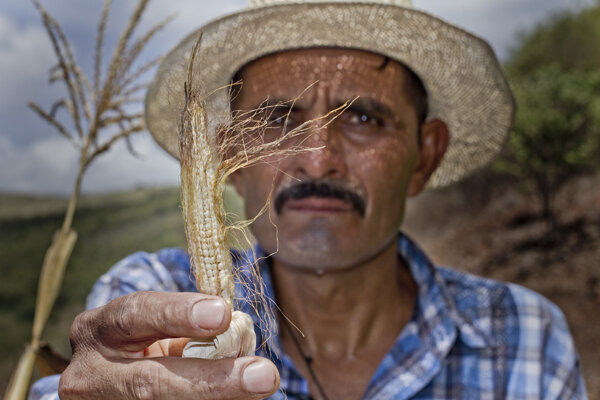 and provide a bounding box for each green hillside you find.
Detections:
[0,187,187,390]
